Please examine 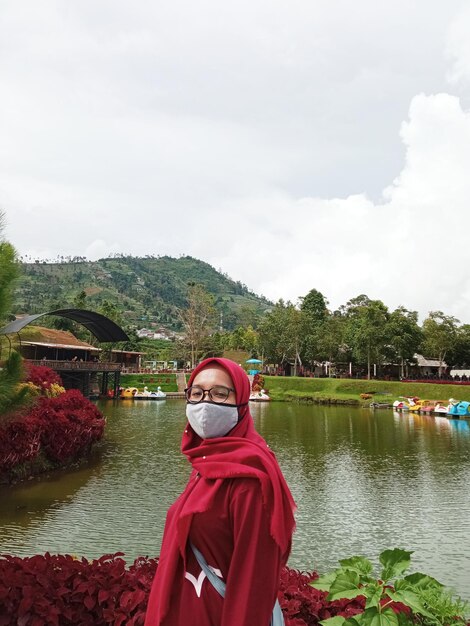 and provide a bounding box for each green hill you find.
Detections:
[13,255,271,331]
